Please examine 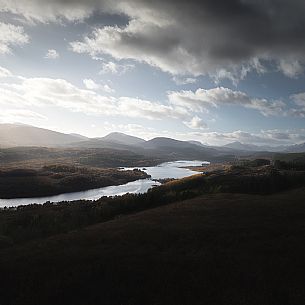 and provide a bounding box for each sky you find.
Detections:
[0,0,305,146]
